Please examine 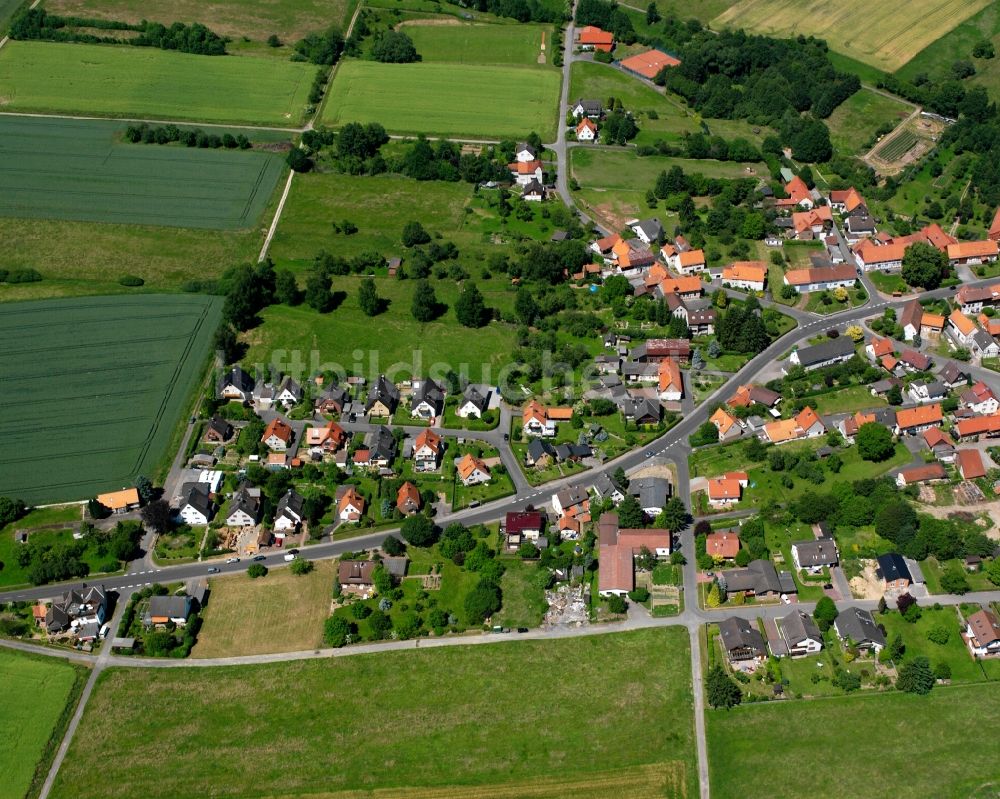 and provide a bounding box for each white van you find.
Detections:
[283,553,297,562]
